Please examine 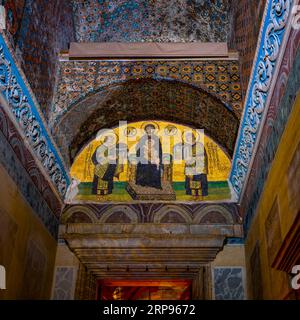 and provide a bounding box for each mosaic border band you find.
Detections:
[230,0,292,198]
[0,33,70,198]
